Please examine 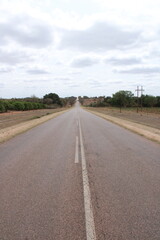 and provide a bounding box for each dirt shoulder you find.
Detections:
[0,109,67,129]
[86,108,160,144]
[0,109,69,143]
